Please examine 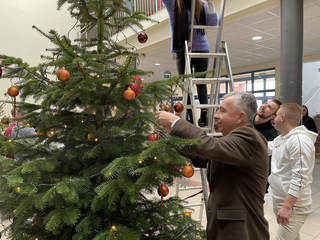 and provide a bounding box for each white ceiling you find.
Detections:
[137,0,320,82]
